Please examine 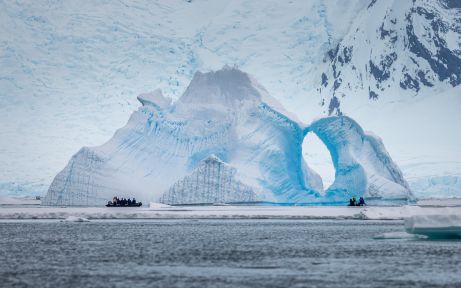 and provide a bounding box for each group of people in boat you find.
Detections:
[107,196,141,207]
[349,196,366,206]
